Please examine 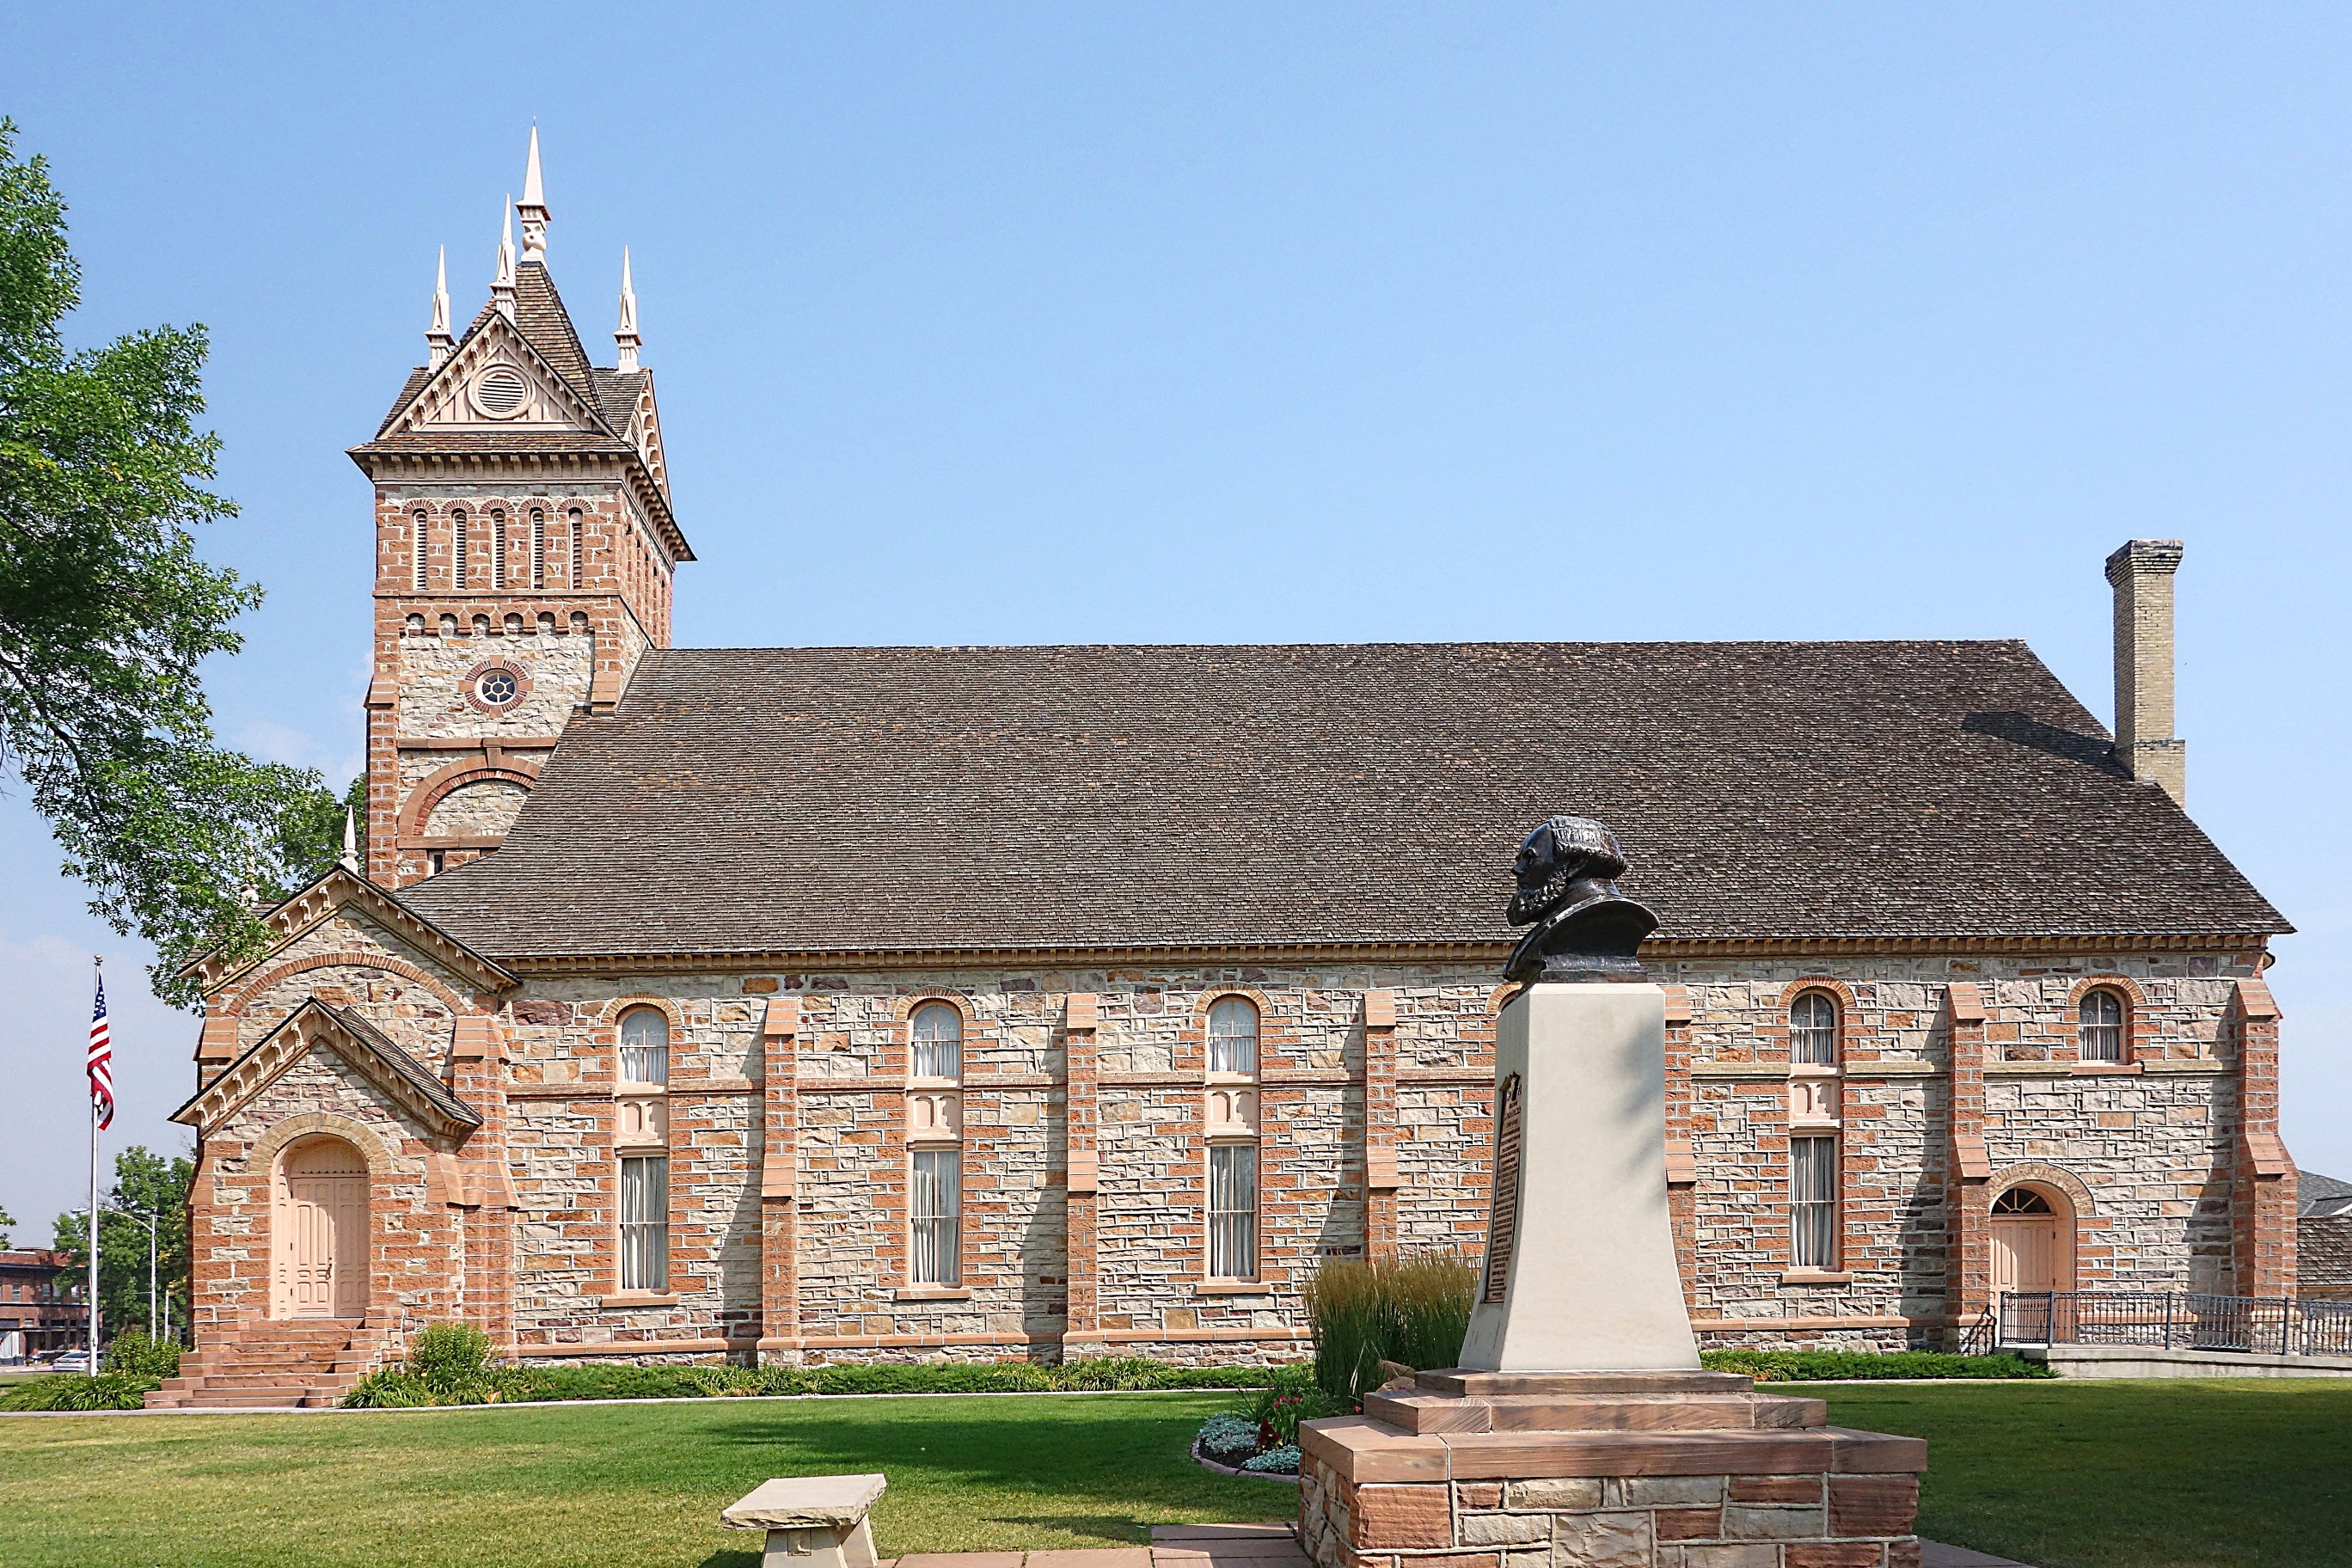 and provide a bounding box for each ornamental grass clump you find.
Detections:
[0,1369,159,1412]
[1303,1251,1477,1406]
